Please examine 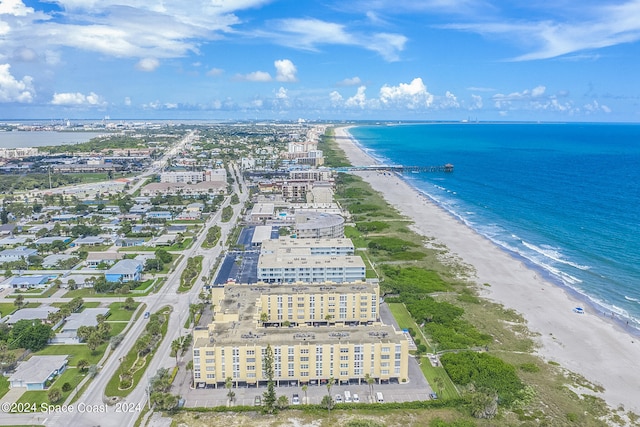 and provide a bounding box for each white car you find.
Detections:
[334,394,343,403]
[292,393,300,405]
[352,393,360,403]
